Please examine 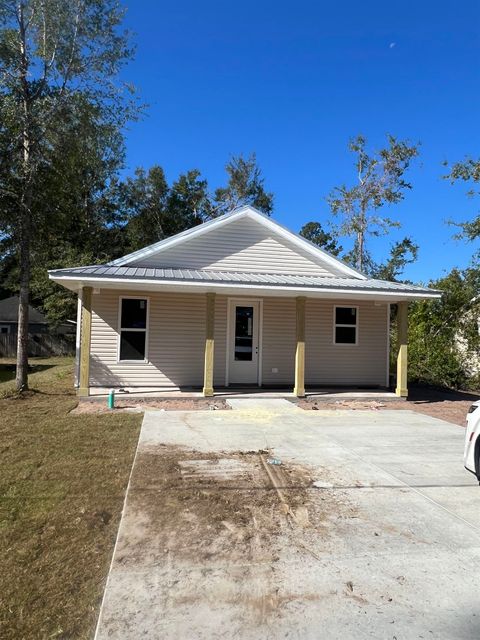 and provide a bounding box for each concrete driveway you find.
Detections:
[95,404,480,640]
